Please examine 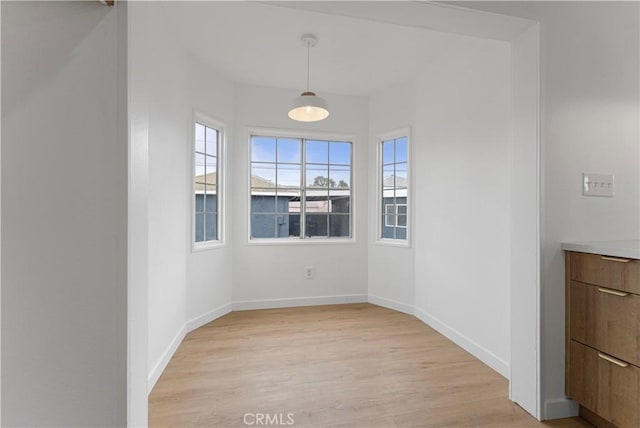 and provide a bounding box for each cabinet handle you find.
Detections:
[598,352,629,368]
[597,287,630,297]
[601,256,631,263]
